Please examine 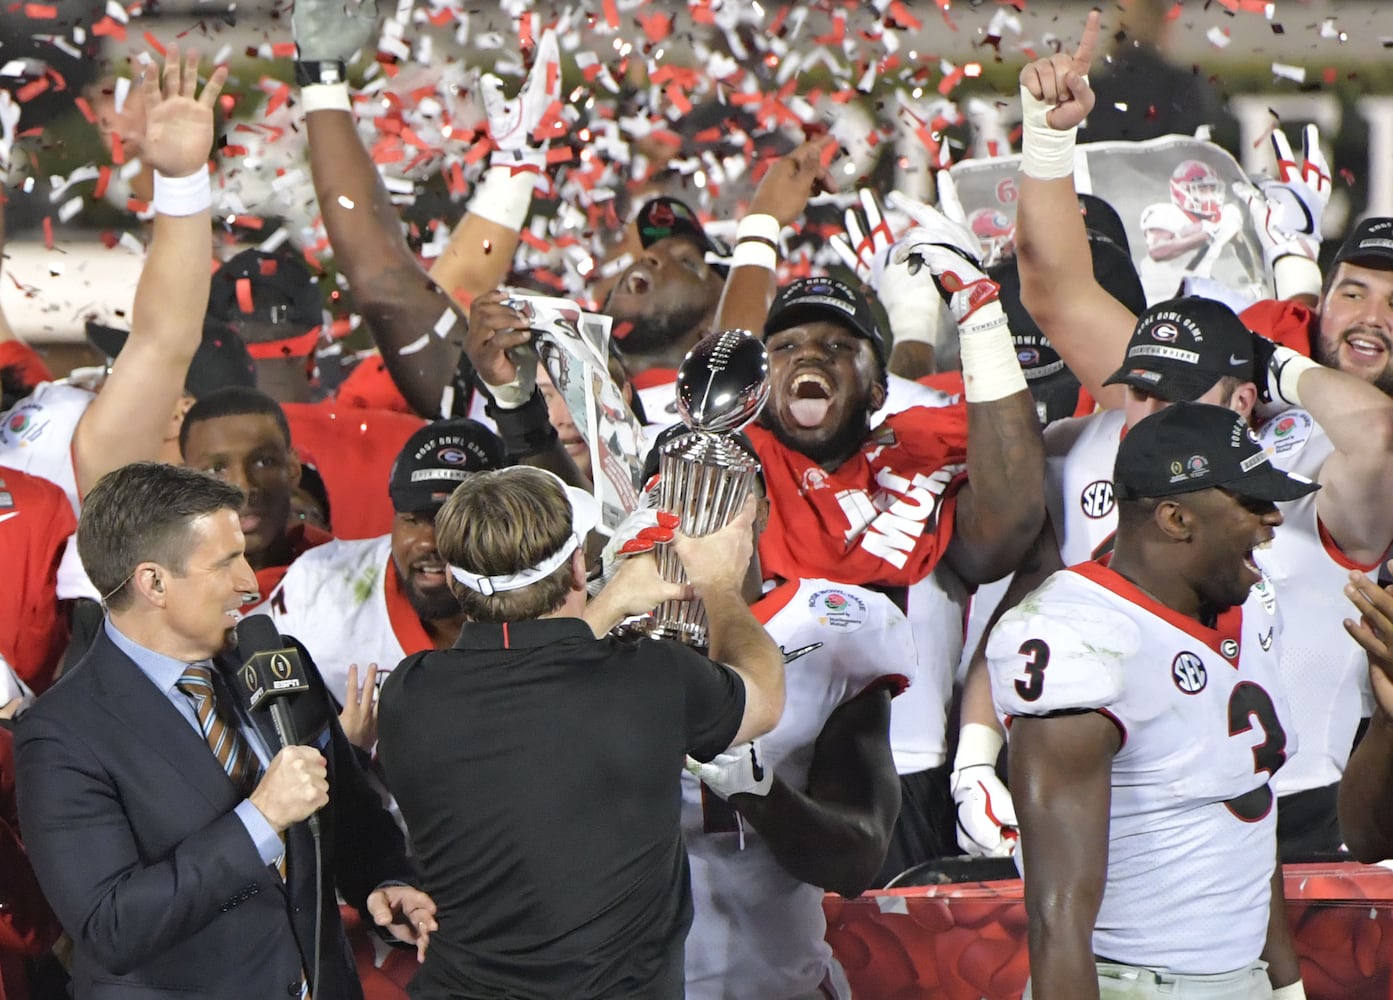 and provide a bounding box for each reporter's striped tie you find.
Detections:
[176,663,261,797]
